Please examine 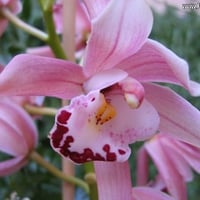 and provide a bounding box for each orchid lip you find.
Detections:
[49,91,132,164]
